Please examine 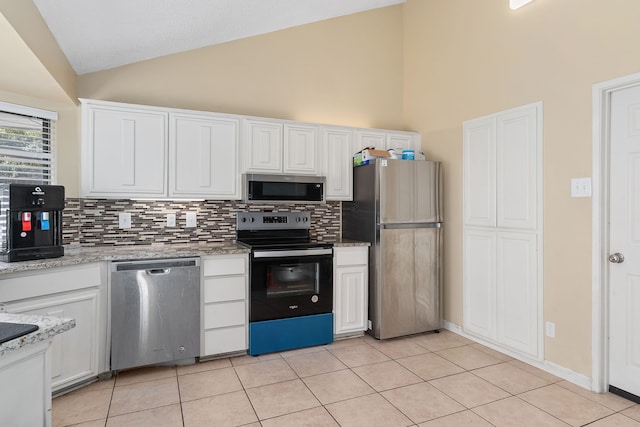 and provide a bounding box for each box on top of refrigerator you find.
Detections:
[353,148,390,166]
